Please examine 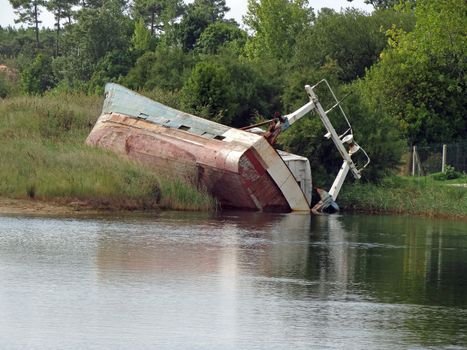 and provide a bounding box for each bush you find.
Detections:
[124,47,194,92]
[432,165,461,181]
[195,22,247,55]
[180,54,280,127]
[0,72,9,98]
[87,50,135,95]
[21,54,56,95]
